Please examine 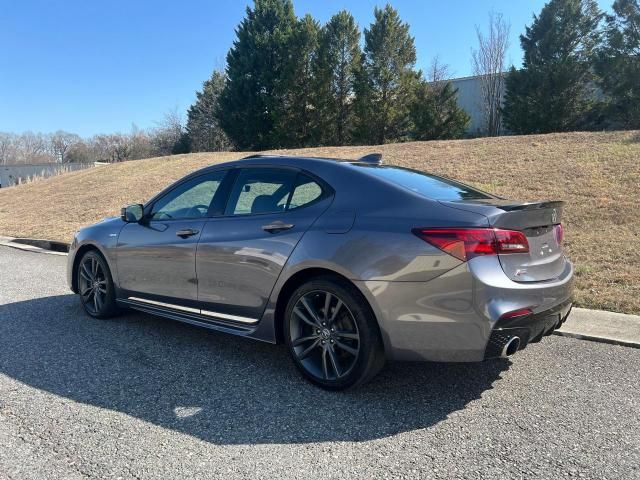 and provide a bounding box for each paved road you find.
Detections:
[0,246,638,480]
